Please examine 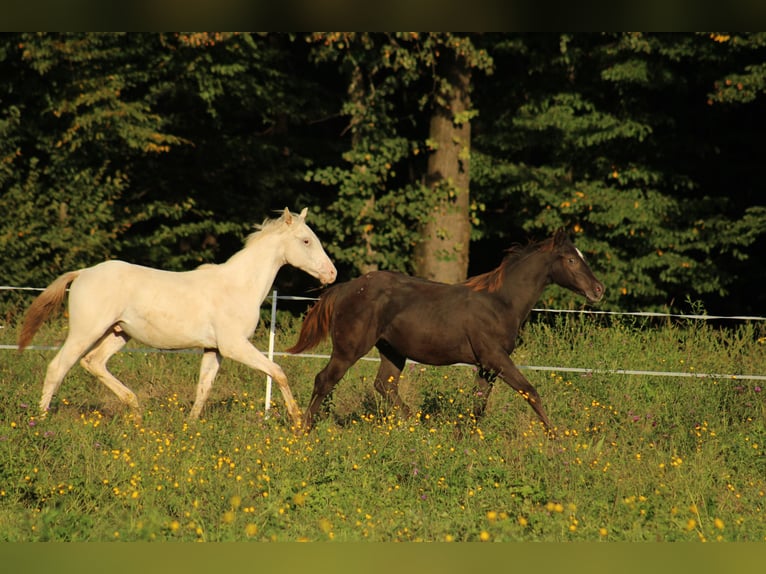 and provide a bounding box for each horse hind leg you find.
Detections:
[188,349,222,420]
[303,354,356,430]
[302,321,380,430]
[373,344,410,419]
[79,329,138,411]
[471,368,496,419]
[40,338,93,413]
